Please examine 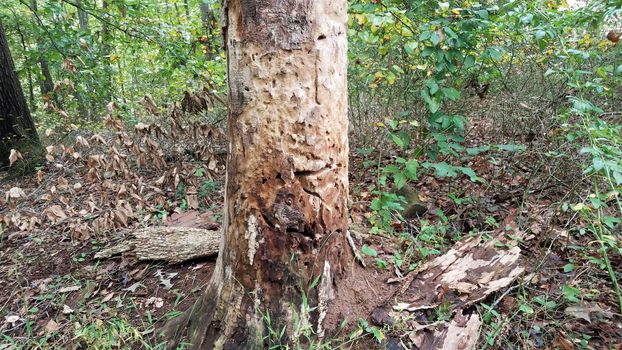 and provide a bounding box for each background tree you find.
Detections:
[0,20,40,167]
[164,0,350,348]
